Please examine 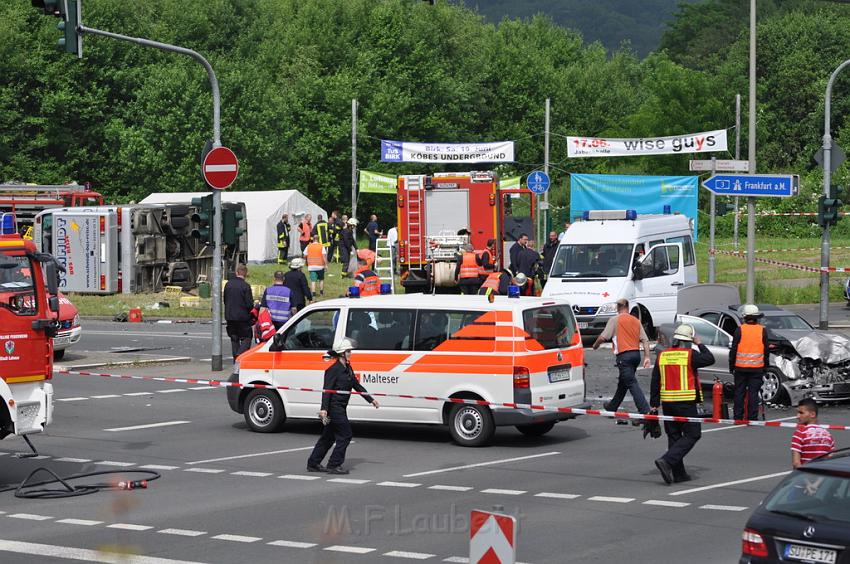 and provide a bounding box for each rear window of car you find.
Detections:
[763,470,850,525]
[523,305,576,350]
